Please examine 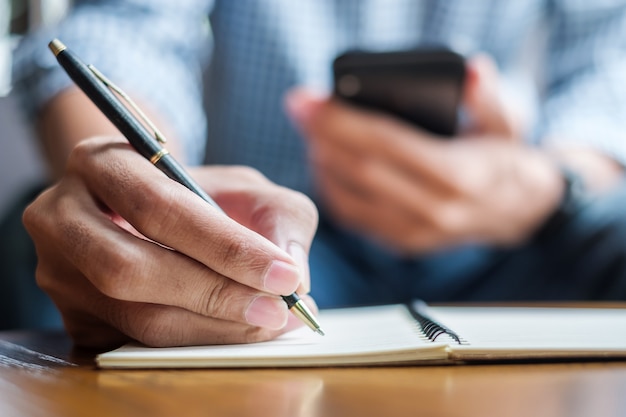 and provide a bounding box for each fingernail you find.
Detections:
[245,296,288,329]
[288,242,310,294]
[263,260,300,295]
